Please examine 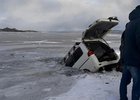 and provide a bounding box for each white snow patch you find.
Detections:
[116,50,120,56]
[23,40,61,44]
[106,41,112,44]
[107,34,121,37]
[43,88,52,92]
[71,38,81,42]
[44,72,121,100]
